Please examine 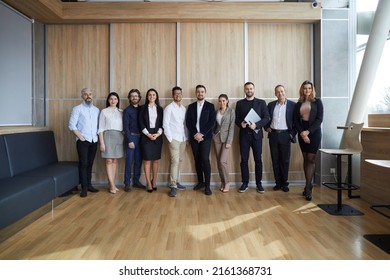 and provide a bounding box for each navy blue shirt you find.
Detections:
[123,104,140,143]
